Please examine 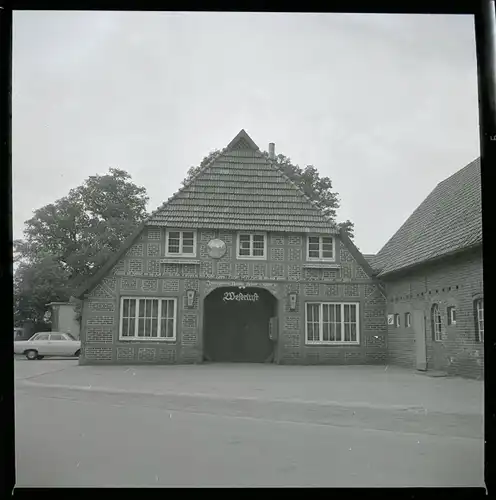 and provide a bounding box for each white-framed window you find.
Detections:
[307,235,335,261]
[119,297,177,341]
[165,230,196,257]
[431,303,443,342]
[236,232,267,259]
[394,313,400,328]
[305,302,360,344]
[405,312,411,328]
[447,306,456,326]
[474,298,484,343]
